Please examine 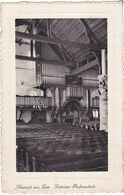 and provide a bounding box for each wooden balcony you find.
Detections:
[16,95,52,108]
